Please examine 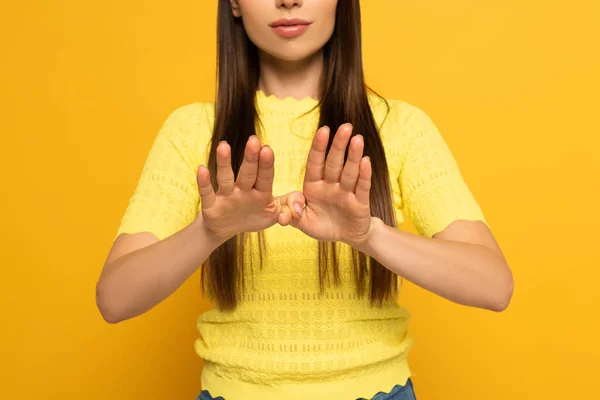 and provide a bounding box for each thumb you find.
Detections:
[275,191,305,227]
